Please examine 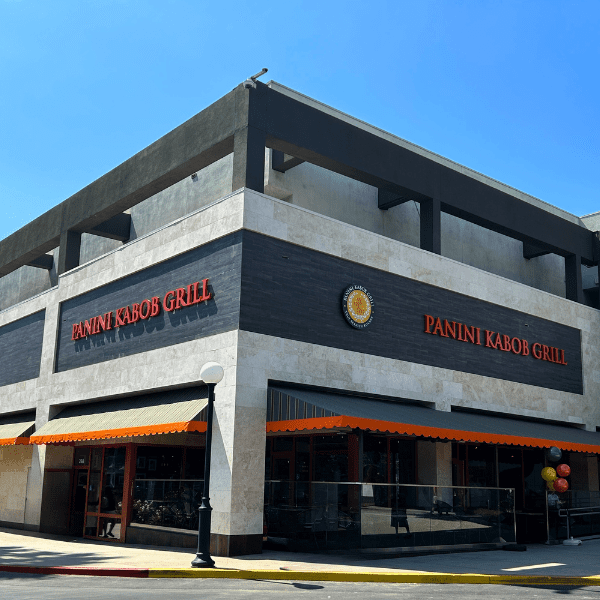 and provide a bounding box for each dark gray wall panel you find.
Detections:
[239,232,583,394]
[0,310,45,386]
[55,233,242,372]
